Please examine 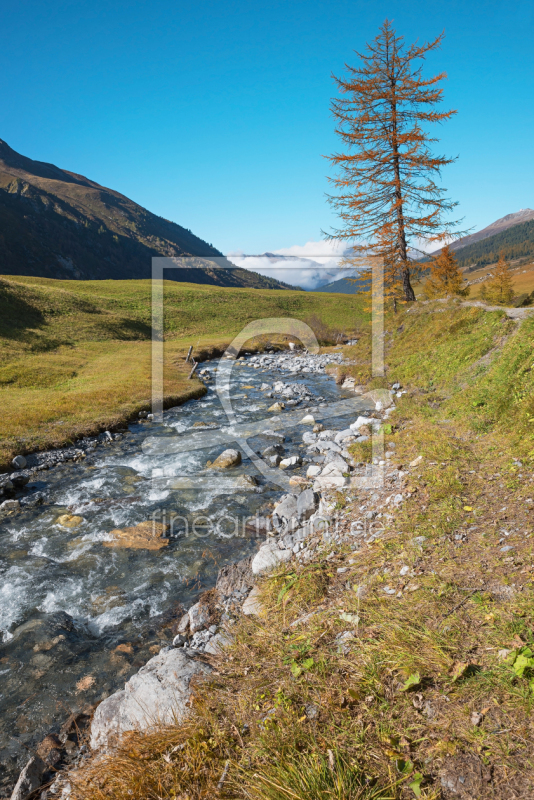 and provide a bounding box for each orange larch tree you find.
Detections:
[326,20,462,302]
[423,244,469,298]
[480,253,515,305]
